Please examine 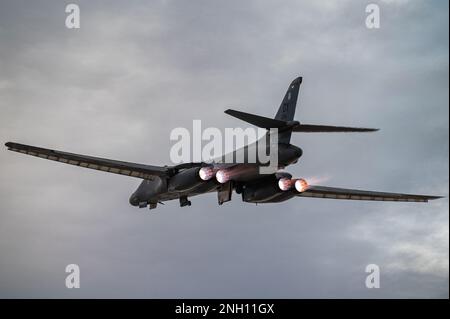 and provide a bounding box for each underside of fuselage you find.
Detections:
[128,138,304,209]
